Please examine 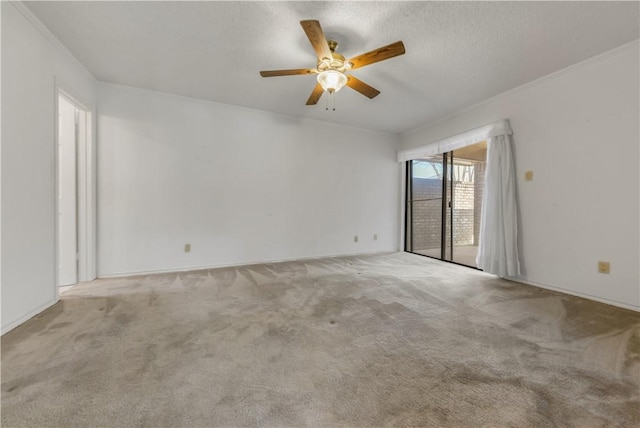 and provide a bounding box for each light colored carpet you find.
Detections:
[2,252,639,427]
